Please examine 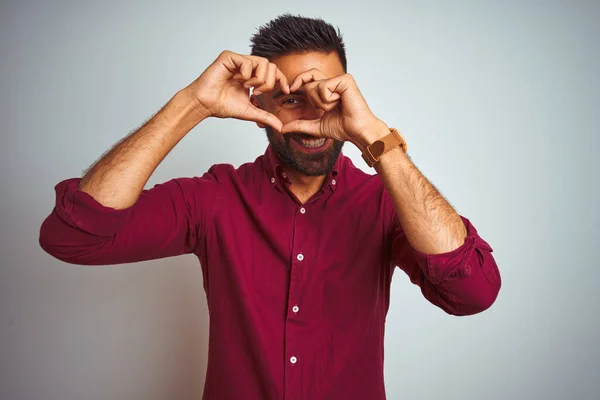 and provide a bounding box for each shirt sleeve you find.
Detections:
[39,171,220,265]
[390,211,501,316]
